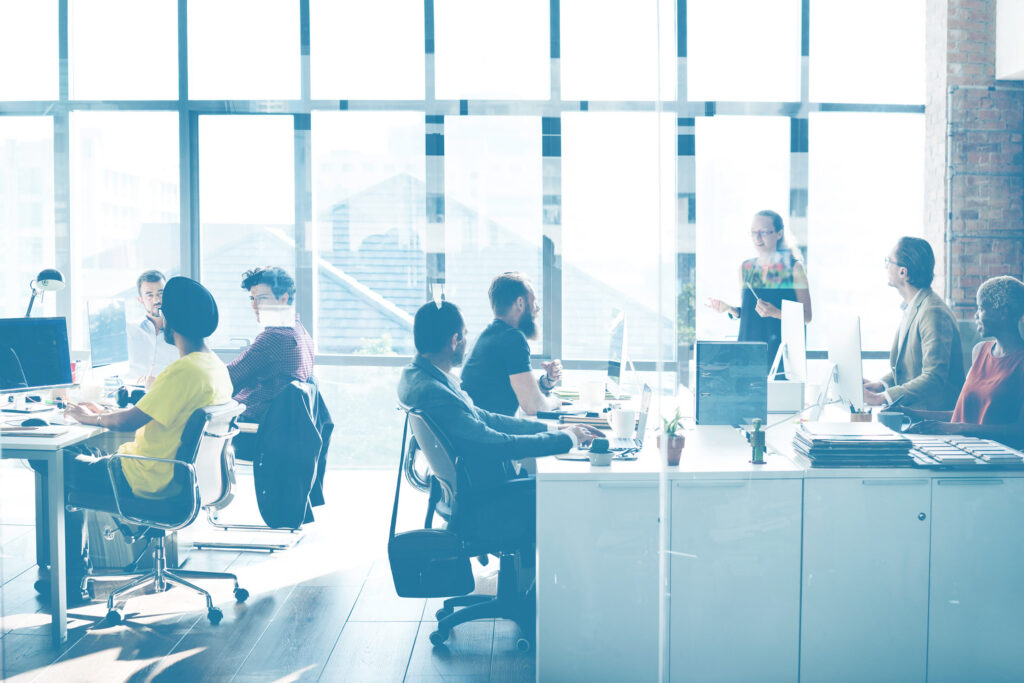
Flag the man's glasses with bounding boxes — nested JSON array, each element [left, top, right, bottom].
[[884, 256, 904, 269]]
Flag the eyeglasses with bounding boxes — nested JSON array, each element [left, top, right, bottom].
[[750, 229, 778, 239], [884, 256, 904, 268]]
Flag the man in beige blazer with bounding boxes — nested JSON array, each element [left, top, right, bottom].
[[864, 237, 965, 410]]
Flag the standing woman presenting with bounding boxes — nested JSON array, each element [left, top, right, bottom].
[[706, 210, 813, 371]]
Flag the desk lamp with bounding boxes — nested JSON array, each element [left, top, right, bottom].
[[25, 268, 65, 317]]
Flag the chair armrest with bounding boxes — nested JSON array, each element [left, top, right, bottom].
[[104, 454, 200, 530], [235, 422, 258, 435]]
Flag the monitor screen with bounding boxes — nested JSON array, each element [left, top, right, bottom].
[[0, 317, 73, 392], [87, 299, 129, 368], [780, 300, 807, 383], [607, 310, 626, 387], [827, 314, 864, 412]]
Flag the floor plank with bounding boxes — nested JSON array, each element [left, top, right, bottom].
[[488, 621, 534, 683], [233, 585, 359, 681], [0, 633, 62, 682], [317, 621, 420, 682], [406, 620, 495, 680]]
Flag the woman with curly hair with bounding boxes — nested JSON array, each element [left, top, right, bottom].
[[906, 275, 1024, 447]]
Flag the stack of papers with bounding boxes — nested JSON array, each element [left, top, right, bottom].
[[909, 435, 1024, 468], [793, 422, 914, 468]]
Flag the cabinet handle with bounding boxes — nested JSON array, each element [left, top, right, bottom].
[[936, 479, 1004, 486], [918, 512, 927, 521], [861, 478, 928, 486], [597, 482, 658, 489], [675, 480, 748, 488]]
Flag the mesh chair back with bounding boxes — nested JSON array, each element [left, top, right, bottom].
[[176, 400, 244, 509], [406, 410, 460, 512]]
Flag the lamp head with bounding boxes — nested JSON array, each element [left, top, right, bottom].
[[32, 268, 65, 292]]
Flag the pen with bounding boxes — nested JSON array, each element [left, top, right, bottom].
[[746, 283, 759, 301]]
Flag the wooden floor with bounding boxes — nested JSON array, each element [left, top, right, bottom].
[[0, 460, 535, 682]]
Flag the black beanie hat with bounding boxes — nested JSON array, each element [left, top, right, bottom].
[[161, 276, 219, 339]]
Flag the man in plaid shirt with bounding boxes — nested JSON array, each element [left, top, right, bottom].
[[228, 266, 314, 461]]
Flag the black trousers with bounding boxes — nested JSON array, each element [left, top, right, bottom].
[[460, 477, 537, 562], [231, 431, 258, 463], [32, 445, 121, 581]]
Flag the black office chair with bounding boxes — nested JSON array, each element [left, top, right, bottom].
[[198, 378, 332, 551], [73, 401, 249, 625], [404, 408, 534, 651]]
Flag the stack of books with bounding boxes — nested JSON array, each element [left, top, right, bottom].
[[793, 422, 914, 468]]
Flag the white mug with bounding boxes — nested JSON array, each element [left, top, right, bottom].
[[609, 408, 636, 439]]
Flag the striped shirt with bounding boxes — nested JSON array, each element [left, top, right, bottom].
[[227, 318, 314, 421]]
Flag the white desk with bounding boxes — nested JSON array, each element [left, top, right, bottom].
[[1, 425, 103, 645], [536, 423, 1024, 683]]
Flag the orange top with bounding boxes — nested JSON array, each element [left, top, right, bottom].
[[951, 341, 1024, 425]]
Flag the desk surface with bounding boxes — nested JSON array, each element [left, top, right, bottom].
[[0, 424, 103, 452]]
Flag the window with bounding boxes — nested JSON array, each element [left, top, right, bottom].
[[69, 111, 180, 347], [434, 0, 549, 100], [444, 116, 543, 339], [311, 111, 425, 355], [188, 0, 300, 100], [686, 0, 801, 102], [0, 0, 58, 100], [0, 117, 55, 319], [561, 112, 676, 362], [69, 0, 178, 100], [199, 115, 295, 347], [310, 0, 424, 100]]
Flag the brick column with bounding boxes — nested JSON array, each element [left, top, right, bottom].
[[926, 0, 1024, 320]]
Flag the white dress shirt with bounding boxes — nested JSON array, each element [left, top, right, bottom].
[[127, 317, 180, 379]]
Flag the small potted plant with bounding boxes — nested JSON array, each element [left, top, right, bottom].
[[658, 408, 685, 466]]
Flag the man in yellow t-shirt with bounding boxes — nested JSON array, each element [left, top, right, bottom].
[[36, 277, 233, 604]]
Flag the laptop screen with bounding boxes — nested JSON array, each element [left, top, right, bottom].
[[635, 384, 653, 443]]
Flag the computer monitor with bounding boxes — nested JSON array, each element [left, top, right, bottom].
[[777, 300, 807, 383], [0, 317, 73, 392], [826, 314, 864, 412], [607, 310, 627, 395], [87, 299, 129, 368]]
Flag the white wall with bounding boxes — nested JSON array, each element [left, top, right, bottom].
[[997, 0, 1024, 80]]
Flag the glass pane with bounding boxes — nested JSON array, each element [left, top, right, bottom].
[[310, 0, 424, 100], [694, 116, 791, 344], [444, 116, 543, 340], [807, 112, 925, 352], [810, 0, 925, 104], [69, 0, 178, 100], [0, 0, 58, 100], [316, 364, 406, 468], [434, 0, 549, 100], [0, 118, 55, 319], [200, 115, 295, 347], [188, 0, 300, 100], [312, 111, 425, 355], [561, 0, 675, 101], [69, 112, 180, 349], [687, 0, 801, 102], [561, 112, 675, 362]]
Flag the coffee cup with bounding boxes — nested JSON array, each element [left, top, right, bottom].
[[588, 438, 612, 466], [878, 411, 911, 432], [609, 408, 636, 439]]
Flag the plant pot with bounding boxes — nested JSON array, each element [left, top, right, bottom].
[[658, 433, 685, 466]]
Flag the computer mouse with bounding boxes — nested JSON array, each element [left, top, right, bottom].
[[21, 418, 49, 427]]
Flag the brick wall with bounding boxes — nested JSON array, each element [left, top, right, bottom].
[[925, 0, 1024, 320]]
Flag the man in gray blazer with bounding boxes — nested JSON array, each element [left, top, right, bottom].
[[864, 237, 965, 410], [398, 301, 598, 544]]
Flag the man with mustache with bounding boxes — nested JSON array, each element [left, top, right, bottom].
[[460, 272, 562, 416]]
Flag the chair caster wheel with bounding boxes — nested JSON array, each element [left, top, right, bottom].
[[234, 588, 249, 603], [106, 608, 123, 625], [208, 607, 223, 625], [435, 607, 453, 620], [516, 637, 532, 653], [429, 629, 449, 647]]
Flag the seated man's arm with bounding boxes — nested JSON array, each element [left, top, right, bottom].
[[509, 371, 560, 416], [66, 403, 151, 432], [428, 394, 573, 460], [226, 334, 270, 391], [885, 309, 957, 405]]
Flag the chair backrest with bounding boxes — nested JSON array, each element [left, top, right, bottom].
[[405, 409, 460, 512], [176, 400, 245, 509]]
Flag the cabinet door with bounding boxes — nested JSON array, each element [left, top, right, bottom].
[[929, 477, 1024, 683], [537, 480, 660, 683], [801, 478, 931, 683], [670, 479, 801, 683]]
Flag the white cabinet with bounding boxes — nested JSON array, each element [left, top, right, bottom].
[[537, 480, 660, 682], [928, 477, 1024, 683], [801, 478, 931, 683], [670, 479, 801, 683]]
